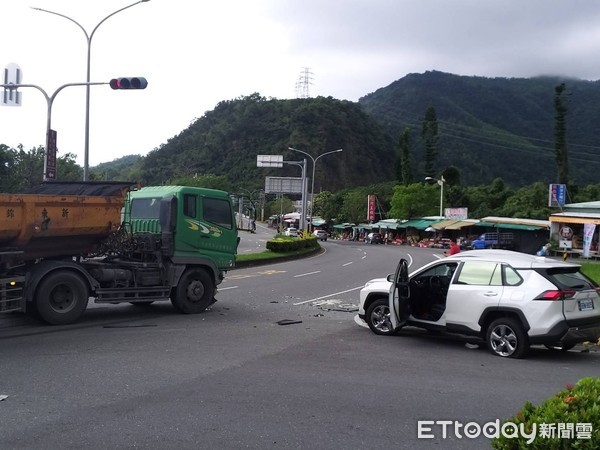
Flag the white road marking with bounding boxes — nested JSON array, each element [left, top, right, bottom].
[[342, 262, 353, 267], [293, 286, 364, 305], [218, 286, 238, 291], [294, 271, 321, 278]]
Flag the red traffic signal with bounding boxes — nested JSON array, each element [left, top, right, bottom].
[[109, 77, 148, 90]]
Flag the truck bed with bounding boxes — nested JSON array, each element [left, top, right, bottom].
[[0, 182, 133, 263]]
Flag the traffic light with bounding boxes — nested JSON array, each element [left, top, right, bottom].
[[109, 77, 148, 90]]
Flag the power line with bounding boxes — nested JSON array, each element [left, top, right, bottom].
[[390, 110, 600, 163]]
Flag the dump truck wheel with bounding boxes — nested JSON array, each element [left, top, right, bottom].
[[171, 268, 214, 314], [35, 271, 89, 325]]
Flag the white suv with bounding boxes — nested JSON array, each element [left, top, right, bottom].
[[356, 250, 600, 358]]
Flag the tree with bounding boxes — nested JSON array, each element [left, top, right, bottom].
[[312, 191, 341, 223], [173, 174, 232, 191], [554, 83, 569, 185], [421, 106, 439, 177], [264, 196, 294, 219], [397, 127, 413, 185], [340, 191, 368, 224], [389, 183, 439, 219], [464, 178, 512, 218], [499, 182, 551, 220]]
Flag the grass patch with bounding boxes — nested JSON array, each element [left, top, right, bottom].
[[580, 261, 600, 284], [235, 246, 319, 264]]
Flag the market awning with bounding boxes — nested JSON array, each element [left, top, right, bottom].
[[431, 220, 460, 230], [444, 219, 480, 230], [333, 223, 355, 229], [371, 220, 401, 229], [397, 219, 442, 230], [477, 221, 548, 231]]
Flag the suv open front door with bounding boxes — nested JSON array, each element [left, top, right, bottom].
[[389, 258, 410, 330]]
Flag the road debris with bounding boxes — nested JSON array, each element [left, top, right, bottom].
[[276, 319, 303, 326]]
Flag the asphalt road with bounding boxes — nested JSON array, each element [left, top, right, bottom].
[[1, 240, 599, 449]]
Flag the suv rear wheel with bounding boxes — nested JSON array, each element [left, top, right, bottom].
[[486, 317, 529, 358]]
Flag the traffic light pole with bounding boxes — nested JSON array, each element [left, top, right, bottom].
[[1, 81, 107, 180]]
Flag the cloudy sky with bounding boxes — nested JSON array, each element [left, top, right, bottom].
[[2, 0, 600, 169]]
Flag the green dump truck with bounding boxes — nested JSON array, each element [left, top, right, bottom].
[[0, 182, 238, 324]]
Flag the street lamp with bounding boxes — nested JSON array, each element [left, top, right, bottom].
[[288, 147, 343, 232], [31, 0, 150, 181], [425, 175, 446, 218]]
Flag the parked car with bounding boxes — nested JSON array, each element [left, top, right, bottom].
[[356, 249, 600, 358], [284, 227, 299, 237], [313, 230, 328, 241], [365, 232, 383, 244]]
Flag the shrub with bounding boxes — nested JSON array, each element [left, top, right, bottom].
[[266, 236, 319, 253], [492, 377, 600, 449]]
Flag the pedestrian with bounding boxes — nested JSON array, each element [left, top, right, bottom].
[[448, 239, 460, 255]]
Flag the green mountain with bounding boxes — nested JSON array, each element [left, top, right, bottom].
[[136, 93, 396, 192], [359, 70, 600, 186], [95, 72, 600, 189]]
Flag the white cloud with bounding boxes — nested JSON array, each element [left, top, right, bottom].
[[1, 0, 600, 170]]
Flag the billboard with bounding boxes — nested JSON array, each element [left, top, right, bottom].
[[264, 177, 303, 194]]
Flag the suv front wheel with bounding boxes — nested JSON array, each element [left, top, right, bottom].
[[486, 317, 529, 358], [366, 298, 397, 335]]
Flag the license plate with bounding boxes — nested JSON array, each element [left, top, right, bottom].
[[578, 298, 594, 311]]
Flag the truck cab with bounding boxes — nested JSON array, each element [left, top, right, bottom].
[[127, 186, 238, 275]]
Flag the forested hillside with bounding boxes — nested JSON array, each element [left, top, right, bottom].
[[136, 94, 396, 192], [87, 71, 600, 189], [359, 71, 600, 186]]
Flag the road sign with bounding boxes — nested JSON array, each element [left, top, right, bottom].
[[257, 155, 283, 168], [2, 63, 22, 106], [264, 177, 303, 194], [45, 129, 57, 180]]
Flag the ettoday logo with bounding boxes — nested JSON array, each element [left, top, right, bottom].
[[417, 420, 593, 443]]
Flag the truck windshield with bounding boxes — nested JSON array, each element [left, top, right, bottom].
[[130, 198, 161, 219]]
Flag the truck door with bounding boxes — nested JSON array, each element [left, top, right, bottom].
[[178, 193, 237, 268]]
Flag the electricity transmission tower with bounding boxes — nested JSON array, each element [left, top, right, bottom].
[[295, 67, 313, 98]]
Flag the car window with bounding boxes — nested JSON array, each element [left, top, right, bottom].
[[546, 268, 598, 290], [416, 263, 457, 279], [456, 261, 501, 286], [504, 265, 523, 286], [202, 197, 233, 229]]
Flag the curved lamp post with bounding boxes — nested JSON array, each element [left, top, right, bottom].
[[31, 0, 150, 181], [425, 175, 446, 218], [289, 147, 343, 232]]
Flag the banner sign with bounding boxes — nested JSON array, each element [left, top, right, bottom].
[[367, 195, 376, 222], [444, 208, 468, 220], [548, 184, 566, 207], [583, 223, 596, 258]]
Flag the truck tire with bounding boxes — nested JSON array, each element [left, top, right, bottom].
[[171, 268, 214, 314], [34, 271, 89, 325]]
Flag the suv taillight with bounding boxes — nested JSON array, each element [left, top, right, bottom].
[[535, 289, 576, 301]]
